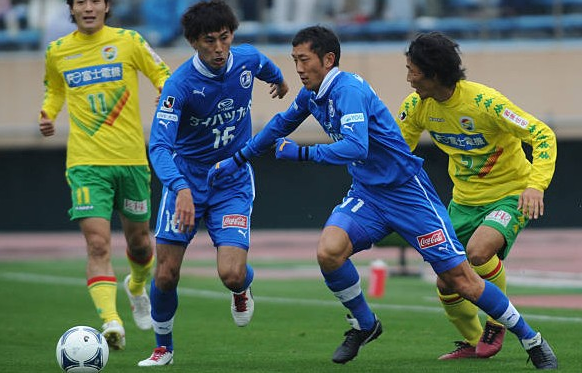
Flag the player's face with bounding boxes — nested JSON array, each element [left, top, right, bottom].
[[71, 0, 109, 35], [406, 57, 441, 100], [292, 42, 334, 92], [192, 28, 233, 70]]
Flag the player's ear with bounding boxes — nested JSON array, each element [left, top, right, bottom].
[[323, 52, 335, 69]]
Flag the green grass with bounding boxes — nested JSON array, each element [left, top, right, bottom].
[[1, 258, 580, 373]]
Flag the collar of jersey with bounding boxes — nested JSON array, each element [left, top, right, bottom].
[[315, 67, 340, 100], [192, 52, 233, 78], [74, 26, 107, 41]]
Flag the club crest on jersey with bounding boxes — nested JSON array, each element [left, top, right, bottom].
[[240, 70, 252, 88], [399, 111, 407, 121], [217, 98, 235, 112], [416, 229, 446, 249], [161, 96, 175, 112], [222, 214, 248, 229], [460, 116, 475, 130], [101, 46, 118, 61]]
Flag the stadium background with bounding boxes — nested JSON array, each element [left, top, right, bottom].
[[0, 0, 581, 231], [1, 4, 581, 372]]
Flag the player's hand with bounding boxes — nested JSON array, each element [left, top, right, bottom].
[[174, 188, 195, 233], [270, 80, 289, 99], [275, 138, 310, 161], [207, 150, 248, 187], [155, 87, 162, 106], [518, 187, 544, 219], [39, 110, 55, 137]]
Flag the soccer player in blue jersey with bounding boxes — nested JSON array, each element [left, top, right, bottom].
[[137, 0, 288, 367], [208, 26, 558, 369]]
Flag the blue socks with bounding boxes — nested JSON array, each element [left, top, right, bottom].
[[323, 259, 375, 330], [150, 280, 178, 351], [475, 280, 536, 340]]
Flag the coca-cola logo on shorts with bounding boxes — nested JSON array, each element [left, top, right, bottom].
[[416, 229, 446, 249], [222, 214, 248, 229]]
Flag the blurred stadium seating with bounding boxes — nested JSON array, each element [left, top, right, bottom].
[[2, 0, 582, 50]]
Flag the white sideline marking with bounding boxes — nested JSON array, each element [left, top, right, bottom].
[[2, 271, 582, 324]]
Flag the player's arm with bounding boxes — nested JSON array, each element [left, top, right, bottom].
[[247, 92, 310, 156], [149, 84, 194, 232], [269, 80, 289, 99], [132, 32, 172, 95], [497, 98, 557, 219], [253, 46, 289, 99], [149, 84, 188, 192], [396, 93, 424, 151], [39, 47, 65, 137], [276, 86, 369, 164], [208, 89, 310, 184]]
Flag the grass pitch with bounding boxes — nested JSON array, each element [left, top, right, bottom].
[[1, 257, 580, 373]]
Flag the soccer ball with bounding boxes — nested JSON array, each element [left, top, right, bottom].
[[56, 326, 109, 372]]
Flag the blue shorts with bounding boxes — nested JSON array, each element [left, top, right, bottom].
[[325, 169, 466, 274], [154, 158, 254, 250]]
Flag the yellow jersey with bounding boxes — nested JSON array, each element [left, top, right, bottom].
[[42, 26, 171, 168], [397, 80, 556, 205]]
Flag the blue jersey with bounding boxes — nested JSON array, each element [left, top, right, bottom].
[[246, 68, 423, 186], [149, 44, 284, 191]]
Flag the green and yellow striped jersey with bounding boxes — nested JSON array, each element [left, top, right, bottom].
[[397, 80, 556, 205], [42, 26, 171, 168]]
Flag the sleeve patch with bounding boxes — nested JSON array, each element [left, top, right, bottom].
[[156, 112, 178, 121], [502, 108, 528, 129], [340, 113, 365, 125]]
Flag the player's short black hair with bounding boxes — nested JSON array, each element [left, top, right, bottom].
[[406, 31, 466, 87], [66, 0, 111, 24], [292, 26, 341, 67], [181, 0, 239, 44]]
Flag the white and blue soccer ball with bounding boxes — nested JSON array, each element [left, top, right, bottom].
[[56, 326, 109, 373]]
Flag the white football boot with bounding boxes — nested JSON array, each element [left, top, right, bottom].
[[231, 287, 254, 327], [123, 274, 152, 330]]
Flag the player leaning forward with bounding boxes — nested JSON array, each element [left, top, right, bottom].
[[209, 25, 558, 369], [397, 32, 558, 364], [137, 0, 289, 367], [39, 0, 171, 350]]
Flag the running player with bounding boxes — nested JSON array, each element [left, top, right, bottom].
[[39, 0, 171, 350], [137, 0, 288, 366], [397, 31, 557, 361], [209, 25, 558, 369]]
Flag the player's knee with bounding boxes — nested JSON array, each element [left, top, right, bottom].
[[218, 267, 245, 291], [449, 276, 483, 302], [126, 232, 152, 256], [466, 249, 491, 267], [436, 277, 453, 295], [154, 266, 180, 291], [316, 248, 345, 272], [127, 242, 152, 261], [86, 236, 110, 259]]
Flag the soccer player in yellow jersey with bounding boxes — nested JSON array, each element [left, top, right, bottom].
[[397, 32, 557, 362], [38, 0, 171, 350]]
